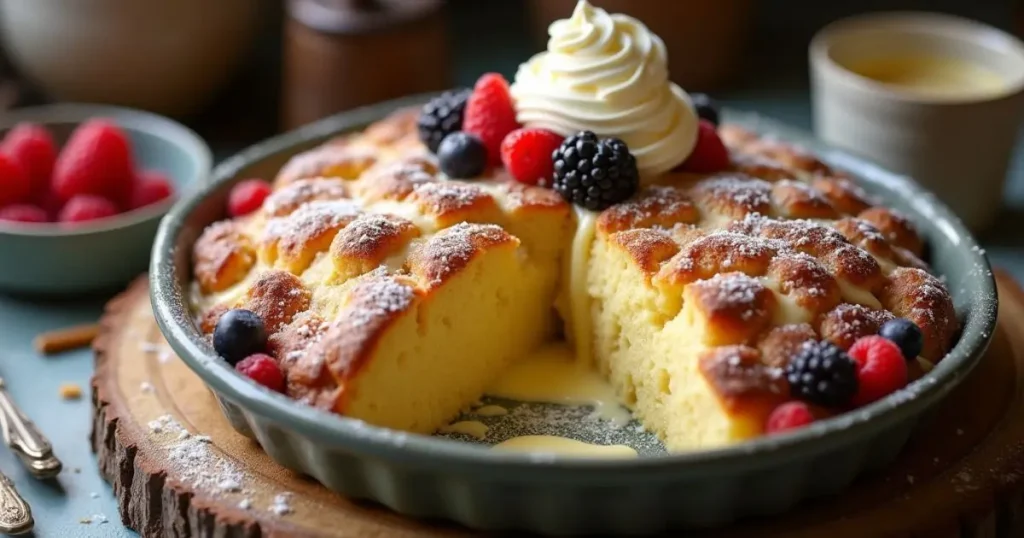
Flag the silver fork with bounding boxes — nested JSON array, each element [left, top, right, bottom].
[[0, 471, 33, 535], [0, 379, 62, 479]]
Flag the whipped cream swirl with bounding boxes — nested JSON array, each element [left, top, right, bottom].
[[510, 0, 699, 179]]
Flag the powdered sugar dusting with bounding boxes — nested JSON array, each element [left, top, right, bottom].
[[264, 200, 362, 242], [264, 178, 348, 216]]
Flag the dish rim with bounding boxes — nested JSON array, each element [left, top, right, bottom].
[[0, 103, 212, 237], [151, 93, 998, 480]]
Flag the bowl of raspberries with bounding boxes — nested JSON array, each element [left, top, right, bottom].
[[0, 104, 211, 294]]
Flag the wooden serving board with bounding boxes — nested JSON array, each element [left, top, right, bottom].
[[92, 272, 1024, 538]]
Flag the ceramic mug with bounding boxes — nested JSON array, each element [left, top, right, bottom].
[[810, 12, 1024, 232]]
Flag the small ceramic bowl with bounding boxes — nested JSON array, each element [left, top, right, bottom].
[[0, 104, 211, 295], [151, 96, 997, 534]]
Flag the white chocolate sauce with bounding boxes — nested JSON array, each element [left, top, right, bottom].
[[492, 435, 637, 458], [485, 343, 630, 426]]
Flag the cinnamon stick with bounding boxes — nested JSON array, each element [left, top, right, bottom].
[[35, 324, 100, 354]]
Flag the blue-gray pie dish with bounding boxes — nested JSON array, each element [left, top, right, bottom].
[[150, 95, 997, 535]]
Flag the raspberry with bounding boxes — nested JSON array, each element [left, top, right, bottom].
[[848, 335, 908, 407], [500, 128, 564, 186], [58, 194, 119, 224], [765, 401, 815, 434], [1, 123, 56, 199], [0, 152, 31, 207], [235, 353, 285, 392], [53, 119, 135, 206], [0, 204, 49, 224], [463, 73, 520, 166], [679, 120, 730, 174], [228, 179, 272, 217], [129, 170, 176, 210]]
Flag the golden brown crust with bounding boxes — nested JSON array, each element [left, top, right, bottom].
[[264, 178, 348, 217], [819, 303, 895, 351], [260, 200, 363, 273], [330, 213, 421, 281], [770, 180, 839, 219], [685, 273, 777, 346], [609, 229, 680, 276], [691, 174, 772, 219], [354, 158, 438, 203], [193, 220, 256, 293], [598, 185, 699, 234], [410, 182, 502, 228], [879, 268, 958, 360], [408, 223, 516, 289], [811, 176, 876, 215], [757, 324, 818, 368], [240, 271, 312, 333], [698, 345, 788, 416], [858, 206, 925, 257], [292, 273, 421, 412], [275, 146, 378, 186]]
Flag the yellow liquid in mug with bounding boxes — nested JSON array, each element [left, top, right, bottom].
[[846, 54, 1006, 97]]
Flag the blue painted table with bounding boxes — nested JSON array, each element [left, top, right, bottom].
[[0, 97, 1021, 537]]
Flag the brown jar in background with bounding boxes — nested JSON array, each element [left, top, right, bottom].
[[282, 0, 451, 131]]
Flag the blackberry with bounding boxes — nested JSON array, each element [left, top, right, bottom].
[[879, 318, 924, 361], [438, 132, 487, 179], [691, 93, 720, 126], [785, 341, 859, 408], [213, 309, 268, 366], [417, 89, 472, 154], [552, 131, 639, 211]]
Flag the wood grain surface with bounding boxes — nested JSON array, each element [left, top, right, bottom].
[[92, 272, 1024, 537]]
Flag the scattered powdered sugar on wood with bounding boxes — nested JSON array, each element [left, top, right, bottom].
[[270, 493, 294, 515]]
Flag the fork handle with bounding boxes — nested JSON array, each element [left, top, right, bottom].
[[0, 380, 61, 479], [0, 471, 33, 535]]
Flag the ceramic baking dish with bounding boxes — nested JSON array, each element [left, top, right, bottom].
[[150, 94, 998, 535]]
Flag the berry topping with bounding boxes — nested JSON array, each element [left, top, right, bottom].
[[691, 93, 720, 126], [437, 132, 488, 179], [0, 152, 30, 207], [500, 128, 564, 186], [679, 120, 730, 174], [58, 194, 119, 224], [1, 123, 56, 199], [228, 179, 273, 217], [552, 131, 639, 210], [879, 318, 924, 361], [129, 170, 175, 210], [53, 119, 135, 206], [848, 335, 908, 407], [213, 309, 268, 365], [765, 401, 815, 434], [785, 340, 859, 408], [0, 204, 49, 224], [463, 73, 520, 166], [418, 88, 472, 154], [235, 353, 285, 393]]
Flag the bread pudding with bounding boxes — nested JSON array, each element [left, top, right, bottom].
[[191, 0, 957, 451]]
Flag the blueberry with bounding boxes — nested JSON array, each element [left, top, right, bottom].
[[691, 93, 720, 126], [213, 309, 267, 365], [879, 318, 924, 361], [438, 132, 487, 179]]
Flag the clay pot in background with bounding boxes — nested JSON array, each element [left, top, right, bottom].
[[282, 0, 451, 130], [526, 0, 753, 92], [0, 0, 263, 117]]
